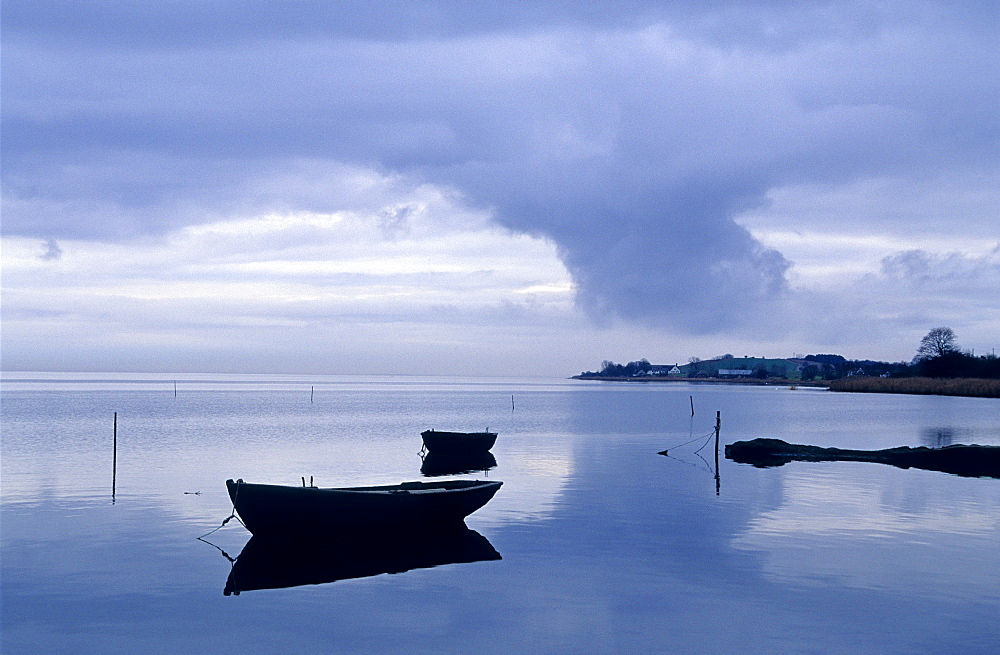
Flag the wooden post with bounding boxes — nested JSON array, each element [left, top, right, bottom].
[[112, 412, 118, 501], [690, 395, 695, 417], [714, 411, 721, 495], [311, 386, 314, 403], [174, 380, 177, 398], [511, 395, 515, 412]]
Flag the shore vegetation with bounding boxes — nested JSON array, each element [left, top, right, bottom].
[[827, 376, 1000, 398]]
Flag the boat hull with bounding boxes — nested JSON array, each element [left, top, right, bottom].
[[420, 430, 498, 454], [226, 479, 502, 536]]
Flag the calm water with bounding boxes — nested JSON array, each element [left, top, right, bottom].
[[2, 373, 999, 654]]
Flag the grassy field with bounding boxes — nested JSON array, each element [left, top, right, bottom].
[[828, 376, 1000, 398]]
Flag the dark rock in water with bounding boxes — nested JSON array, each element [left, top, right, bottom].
[[725, 438, 1000, 479]]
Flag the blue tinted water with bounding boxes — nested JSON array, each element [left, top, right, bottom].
[[2, 374, 999, 653]]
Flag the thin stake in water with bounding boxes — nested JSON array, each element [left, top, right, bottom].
[[112, 411, 117, 502], [714, 411, 721, 495]]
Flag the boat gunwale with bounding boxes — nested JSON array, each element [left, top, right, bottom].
[[421, 429, 497, 437], [228, 479, 501, 494]]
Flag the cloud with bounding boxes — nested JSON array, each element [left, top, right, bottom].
[[1, 1, 997, 369], [753, 244, 1000, 361], [0, 184, 581, 373], [874, 247, 1000, 334], [880, 246, 1000, 285], [38, 238, 62, 261], [738, 169, 1000, 240]]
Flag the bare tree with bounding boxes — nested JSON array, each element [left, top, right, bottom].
[[916, 327, 958, 360]]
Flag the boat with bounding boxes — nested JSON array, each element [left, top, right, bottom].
[[224, 525, 501, 595], [420, 429, 498, 454], [226, 478, 503, 536], [725, 438, 1000, 478]]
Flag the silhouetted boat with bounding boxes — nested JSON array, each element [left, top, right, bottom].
[[725, 438, 1000, 478], [420, 450, 497, 477], [224, 525, 501, 595], [226, 478, 503, 536], [421, 429, 498, 454]]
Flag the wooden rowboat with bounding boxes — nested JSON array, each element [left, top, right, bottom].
[[421, 429, 498, 454], [226, 478, 502, 536]]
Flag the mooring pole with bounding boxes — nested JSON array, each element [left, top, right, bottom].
[[690, 395, 695, 417], [112, 411, 118, 502], [714, 410, 721, 495], [174, 380, 177, 398], [311, 386, 314, 403], [511, 394, 515, 412]]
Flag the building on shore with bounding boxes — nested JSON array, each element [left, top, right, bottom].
[[678, 357, 807, 380]]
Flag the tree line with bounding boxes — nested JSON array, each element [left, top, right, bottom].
[[908, 327, 1000, 378]]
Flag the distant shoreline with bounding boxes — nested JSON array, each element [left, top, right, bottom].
[[570, 376, 828, 387], [571, 375, 1000, 398]]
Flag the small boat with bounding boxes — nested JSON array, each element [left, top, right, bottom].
[[421, 429, 498, 454], [226, 478, 502, 536], [224, 525, 501, 595]]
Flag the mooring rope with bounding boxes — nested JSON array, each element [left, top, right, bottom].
[[196, 511, 244, 540], [692, 433, 715, 455], [661, 430, 716, 453], [196, 481, 245, 540]]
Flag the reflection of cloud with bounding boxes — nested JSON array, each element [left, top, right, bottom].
[[732, 470, 1000, 599], [480, 450, 573, 525]]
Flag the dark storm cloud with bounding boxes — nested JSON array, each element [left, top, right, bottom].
[[2, 1, 996, 332], [0, 1, 831, 46], [5, 1, 993, 48]]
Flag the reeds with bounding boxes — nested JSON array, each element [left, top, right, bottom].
[[828, 377, 1000, 398]]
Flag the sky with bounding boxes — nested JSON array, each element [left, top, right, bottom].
[[2, 1, 998, 376]]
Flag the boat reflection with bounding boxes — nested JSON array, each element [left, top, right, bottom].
[[420, 451, 497, 477], [224, 524, 501, 595]]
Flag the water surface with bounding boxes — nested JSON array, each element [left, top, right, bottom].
[[2, 374, 998, 653]]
